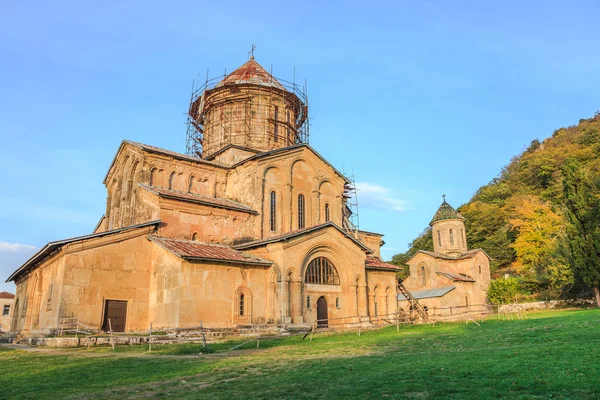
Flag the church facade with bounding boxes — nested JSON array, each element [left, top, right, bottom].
[[399, 200, 491, 318], [7, 58, 400, 335]]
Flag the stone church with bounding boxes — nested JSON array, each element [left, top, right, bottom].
[[399, 199, 491, 318], [7, 57, 400, 335]]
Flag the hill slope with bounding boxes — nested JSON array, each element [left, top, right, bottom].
[[393, 113, 600, 300]]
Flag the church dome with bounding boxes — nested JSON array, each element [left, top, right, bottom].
[[429, 199, 465, 226], [216, 59, 285, 90]]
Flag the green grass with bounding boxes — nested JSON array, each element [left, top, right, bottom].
[[2, 309, 600, 399]]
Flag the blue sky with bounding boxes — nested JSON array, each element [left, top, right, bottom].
[[1, 1, 599, 292]]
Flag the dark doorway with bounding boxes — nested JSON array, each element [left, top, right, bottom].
[[102, 300, 127, 332], [316, 296, 328, 328]]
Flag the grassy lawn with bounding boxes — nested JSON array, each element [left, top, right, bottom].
[[2, 309, 600, 399]]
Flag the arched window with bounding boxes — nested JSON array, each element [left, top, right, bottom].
[[270, 191, 277, 232], [239, 293, 245, 316], [298, 194, 306, 229], [306, 296, 311, 309], [461, 229, 465, 247], [188, 176, 195, 193], [437, 230, 442, 247], [305, 257, 340, 285], [478, 265, 482, 275], [149, 168, 157, 186], [168, 172, 176, 190], [192, 232, 198, 241], [465, 296, 469, 307], [336, 297, 340, 308], [324, 203, 330, 222], [420, 266, 426, 286], [449, 229, 454, 246]]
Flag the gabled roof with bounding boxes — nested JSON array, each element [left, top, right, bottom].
[[231, 143, 349, 183], [138, 184, 257, 214], [6, 220, 161, 282], [215, 59, 285, 91], [430, 200, 465, 225], [103, 140, 227, 184], [408, 249, 492, 262], [150, 236, 272, 267], [398, 286, 456, 301], [365, 256, 402, 272], [232, 222, 372, 254], [0, 292, 15, 299], [437, 271, 476, 283]]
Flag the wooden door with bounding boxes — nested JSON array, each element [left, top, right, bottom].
[[102, 300, 127, 332], [316, 296, 328, 328]]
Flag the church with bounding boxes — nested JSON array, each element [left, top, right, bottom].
[[399, 199, 491, 318], [7, 57, 400, 335]]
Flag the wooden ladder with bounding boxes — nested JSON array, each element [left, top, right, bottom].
[[397, 281, 430, 323]]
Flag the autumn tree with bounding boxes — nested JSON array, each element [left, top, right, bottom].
[[562, 158, 600, 306]]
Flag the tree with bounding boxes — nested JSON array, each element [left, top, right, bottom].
[[506, 195, 564, 275], [562, 158, 600, 306]]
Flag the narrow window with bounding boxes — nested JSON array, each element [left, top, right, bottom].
[[192, 232, 198, 241], [149, 168, 156, 186], [188, 176, 195, 193], [420, 266, 426, 286], [325, 203, 330, 222], [239, 293, 245, 316], [307, 296, 311, 309], [461, 229, 465, 247], [478, 265, 482, 275], [437, 230, 442, 247], [465, 296, 469, 307], [270, 191, 277, 232], [449, 229, 454, 246], [46, 283, 53, 309], [168, 172, 176, 190], [335, 298, 340, 308], [298, 194, 305, 229], [274, 106, 279, 141]]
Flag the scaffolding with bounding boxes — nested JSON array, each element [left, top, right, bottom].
[[342, 168, 360, 238], [185, 66, 309, 159]]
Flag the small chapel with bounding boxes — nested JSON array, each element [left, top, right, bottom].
[[399, 198, 491, 317], [7, 56, 401, 335]]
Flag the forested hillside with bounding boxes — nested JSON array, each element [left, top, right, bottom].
[[392, 113, 600, 302]]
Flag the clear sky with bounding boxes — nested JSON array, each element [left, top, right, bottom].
[[1, 1, 599, 292]]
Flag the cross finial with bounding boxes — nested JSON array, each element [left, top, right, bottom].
[[442, 194, 446, 202], [249, 44, 256, 60]]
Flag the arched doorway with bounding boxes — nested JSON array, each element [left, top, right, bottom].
[[316, 296, 328, 328]]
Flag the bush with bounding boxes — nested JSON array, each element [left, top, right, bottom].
[[488, 277, 521, 304]]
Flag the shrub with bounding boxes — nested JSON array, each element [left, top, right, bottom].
[[488, 277, 521, 304]]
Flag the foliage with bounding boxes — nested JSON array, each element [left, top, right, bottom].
[[487, 277, 521, 304], [562, 158, 600, 304], [392, 114, 600, 300], [2, 310, 600, 399]]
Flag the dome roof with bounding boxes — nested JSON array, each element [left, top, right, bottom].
[[429, 200, 465, 225], [216, 59, 285, 90]]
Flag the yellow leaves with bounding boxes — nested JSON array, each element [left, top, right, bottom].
[[506, 195, 565, 271]]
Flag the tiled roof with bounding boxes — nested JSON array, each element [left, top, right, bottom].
[[430, 200, 465, 225], [232, 222, 372, 254], [437, 271, 476, 282], [150, 236, 272, 266], [0, 292, 15, 299], [365, 256, 402, 271], [398, 286, 456, 301], [139, 184, 257, 214], [216, 59, 285, 90], [7, 220, 161, 282], [411, 249, 491, 261]]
